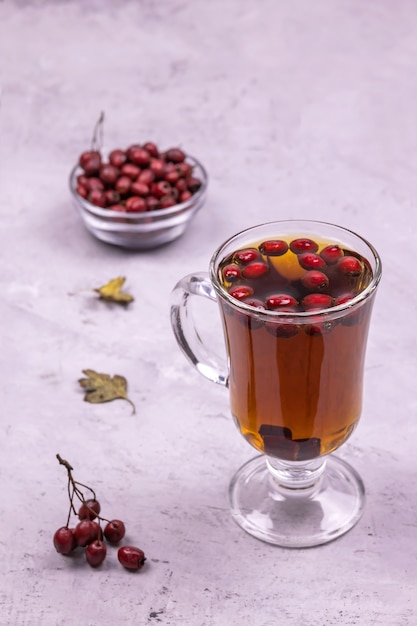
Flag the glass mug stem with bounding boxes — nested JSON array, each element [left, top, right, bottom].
[[266, 456, 327, 495]]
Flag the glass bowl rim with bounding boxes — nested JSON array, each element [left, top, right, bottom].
[[69, 154, 208, 223]]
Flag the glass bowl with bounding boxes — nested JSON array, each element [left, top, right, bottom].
[[69, 156, 208, 250]]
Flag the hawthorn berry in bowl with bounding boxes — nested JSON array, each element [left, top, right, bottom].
[[69, 143, 208, 249]]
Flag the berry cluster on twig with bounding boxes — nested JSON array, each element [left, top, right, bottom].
[[53, 454, 146, 571]]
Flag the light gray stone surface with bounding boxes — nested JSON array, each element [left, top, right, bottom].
[[1, 0, 416, 624]]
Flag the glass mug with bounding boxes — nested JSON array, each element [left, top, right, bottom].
[[170, 220, 381, 547]]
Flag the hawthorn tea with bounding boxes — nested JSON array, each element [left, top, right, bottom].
[[217, 235, 375, 461]]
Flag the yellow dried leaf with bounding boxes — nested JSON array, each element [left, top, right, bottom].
[[79, 369, 136, 414], [94, 277, 134, 304]]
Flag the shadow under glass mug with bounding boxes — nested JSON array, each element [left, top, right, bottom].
[[170, 220, 381, 547]]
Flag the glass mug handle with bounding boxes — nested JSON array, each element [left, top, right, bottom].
[[170, 272, 229, 387]]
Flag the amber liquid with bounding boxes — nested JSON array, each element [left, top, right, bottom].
[[218, 237, 374, 461]]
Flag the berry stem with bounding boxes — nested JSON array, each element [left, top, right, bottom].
[[57, 454, 96, 504], [56, 453, 111, 525], [65, 485, 76, 527], [73, 480, 97, 502], [91, 111, 105, 152], [56, 453, 73, 472]]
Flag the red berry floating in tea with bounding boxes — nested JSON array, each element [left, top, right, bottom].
[[218, 234, 373, 324], [229, 285, 254, 300], [266, 294, 299, 309], [320, 244, 343, 265], [301, 270, 329, 292], [337, 255, 364, 277], [241, 262, 269, 279], [222, 264, 241, 282], [233, 249, 260, 264], [298, 252, 326, 271], [259, 239, 289, 256], [289, 238, 319, 254], [243, 298, 267, 309], [302, 293, 334, 310]]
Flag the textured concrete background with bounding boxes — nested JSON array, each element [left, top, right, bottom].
[[1, 1, 416, 624]]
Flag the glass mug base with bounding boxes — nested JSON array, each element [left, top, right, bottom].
[[229, 454, 365, 548]]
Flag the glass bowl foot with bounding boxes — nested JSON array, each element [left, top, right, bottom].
[[229, 454, 365, 548]]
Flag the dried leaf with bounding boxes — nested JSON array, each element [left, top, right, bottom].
[[79, 369, 136, 414], [94, 277, 134, 305]]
